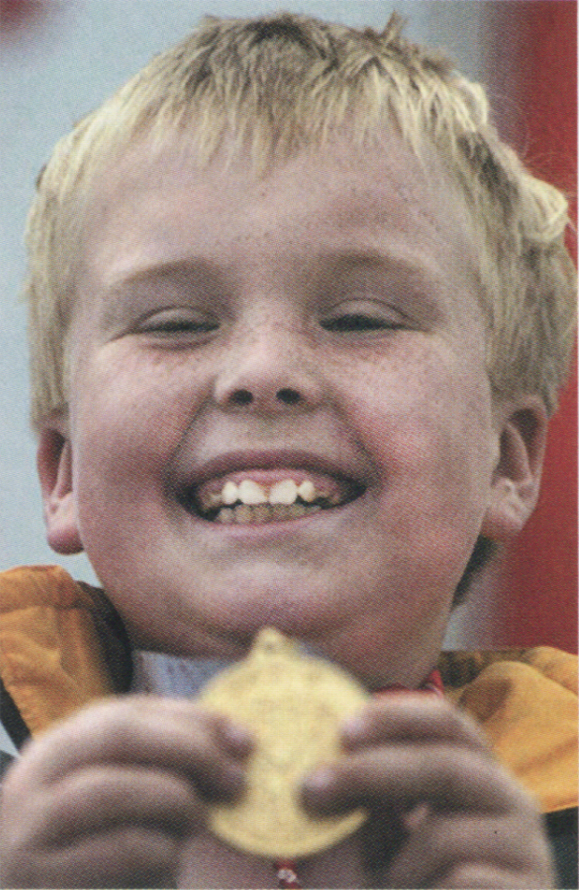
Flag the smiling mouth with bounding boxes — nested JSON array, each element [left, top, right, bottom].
[[179, 471, 366, 524]]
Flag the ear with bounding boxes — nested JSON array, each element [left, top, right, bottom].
[[37, 421, 83, 554], [481, 396, 549, 543]]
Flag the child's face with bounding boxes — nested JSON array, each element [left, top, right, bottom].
[[43, 130, 512, 685]]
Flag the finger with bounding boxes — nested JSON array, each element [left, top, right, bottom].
[[340, 697, 489, 753], [11, 697, 250, 798], [432, 864, 552, 889], [34, 826, 179, 889], [28, 765, 214, 847], [384, 812, 551, 888], [302, 745, 531, 816]]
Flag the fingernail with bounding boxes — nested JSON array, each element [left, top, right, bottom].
[[303, 766, 335, 797], [341, 715, 369, 748], [222, 722, 253, 753]]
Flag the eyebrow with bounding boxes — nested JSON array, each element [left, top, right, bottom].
[[311, 246, 444, 283], [101, 248, 441, 295], [309, 247, 449, 320], [104, 258, 227, 294], [96, 243, 449, 332], [97, 259, 229, 329]]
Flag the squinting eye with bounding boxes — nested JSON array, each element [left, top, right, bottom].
[[137, 311, 219, 336], [321, 313, 401, 333]]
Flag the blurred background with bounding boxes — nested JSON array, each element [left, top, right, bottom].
[[1, 0, 576, 651]]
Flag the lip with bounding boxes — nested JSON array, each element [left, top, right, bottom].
[[171, 448, 371, 521], [175, 448, 370, 488]]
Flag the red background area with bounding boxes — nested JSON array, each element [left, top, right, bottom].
[[0, 0, 46, 33], [498, 1, 577, 652]]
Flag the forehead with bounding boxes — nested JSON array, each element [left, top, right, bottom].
[[78, 128, 481, 321]]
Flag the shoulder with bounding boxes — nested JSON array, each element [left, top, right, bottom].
[[438, 646, 577, 693], [0, 565, 132, 744], [440, 647, 578, 889]]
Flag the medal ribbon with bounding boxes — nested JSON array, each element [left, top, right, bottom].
[[273, 666, 444, 888]]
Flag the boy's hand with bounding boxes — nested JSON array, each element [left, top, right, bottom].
[[0, 695, 251, 889], [302, 696, 554, 889]]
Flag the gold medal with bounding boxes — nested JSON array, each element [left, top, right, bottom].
[[200, 627, 369, 859]]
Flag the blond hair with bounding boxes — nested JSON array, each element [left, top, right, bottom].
[[24, 12, 576, 427]]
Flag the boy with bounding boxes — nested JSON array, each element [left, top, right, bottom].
[[0, 11, 576, 888]]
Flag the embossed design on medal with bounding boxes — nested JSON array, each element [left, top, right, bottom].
[[200, 627, 370, 859]]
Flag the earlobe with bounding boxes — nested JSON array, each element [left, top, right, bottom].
[[37, 425, 83, 554], [481, 397, 549, 542]]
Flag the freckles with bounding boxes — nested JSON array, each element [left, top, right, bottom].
[[89, 348, 206, 438]]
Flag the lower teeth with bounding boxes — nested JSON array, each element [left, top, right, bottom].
[[214, 502, 323, 524]]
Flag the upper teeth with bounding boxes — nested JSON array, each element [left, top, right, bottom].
[[218, 478, 317, 508]]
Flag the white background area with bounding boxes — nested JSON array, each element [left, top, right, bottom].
[[1, 0, 496, 648]]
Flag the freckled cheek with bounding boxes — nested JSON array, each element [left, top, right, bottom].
[[72, 353, 207, 458], [69, 372, 205, 531], [345, 360, 492, 512]]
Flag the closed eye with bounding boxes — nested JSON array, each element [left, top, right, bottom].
[[136, 310, 219, 336], [321, 313, 403, 333]]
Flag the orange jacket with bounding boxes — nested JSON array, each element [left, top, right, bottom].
[[1, 564, 577, 816]]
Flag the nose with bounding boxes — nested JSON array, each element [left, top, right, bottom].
[[213, 322, 323, 414]]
